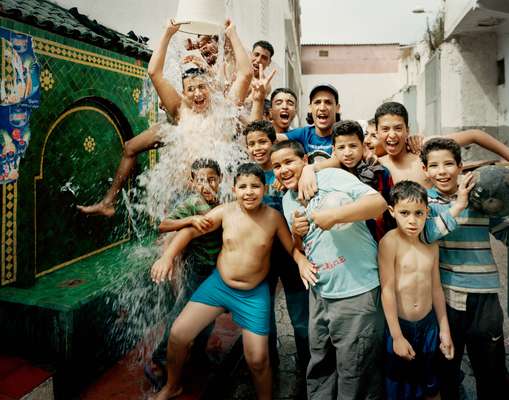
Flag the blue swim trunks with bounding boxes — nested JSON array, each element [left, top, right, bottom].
[[385, 310, 440, 400], [190, 269, 270, 336]]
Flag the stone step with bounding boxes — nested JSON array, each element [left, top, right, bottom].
[[0, 355, 53, 400]]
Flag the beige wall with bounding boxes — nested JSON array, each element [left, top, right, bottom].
[[301, 44, 401, 121]]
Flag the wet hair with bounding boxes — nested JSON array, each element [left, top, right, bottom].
[[252, 40, 274, 58], [181, 67, 206, 81], [331, 120, 364, 145], [270, 140, 305, 159], [374, 102, 409, 128], [263, 99, 271, 118], [190, 158, 221, 179], [389, 180, 428, 207], [420, 137, 462, 166], [243, 120, 276, 143], [234, 162, 266, 185], [270, 87, 298, 105], [367, 118, 376, 126]]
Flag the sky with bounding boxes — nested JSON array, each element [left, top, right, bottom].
[[301, 0, 443, 45]]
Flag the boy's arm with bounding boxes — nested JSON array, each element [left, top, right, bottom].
[[225, 20, 253, 105], [159, 215, 213, 233], [378, 236, 416, 361], [147, 20, 182, 120], [298, 158, 341, 201], [446, 130, 509, 161], [430, 242, 454, 360], [151, 205, 224, 283], [311, 192, 387, 230], [275, 213, 317, 289], [422, 172, 475, 243], [249, 64, 275, 122]]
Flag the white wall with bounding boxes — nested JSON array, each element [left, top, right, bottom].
[[497, 20, 509, 128], [301, 73, 401, 121]]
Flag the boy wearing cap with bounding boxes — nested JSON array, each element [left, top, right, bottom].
[[277, 84, 340, 159]]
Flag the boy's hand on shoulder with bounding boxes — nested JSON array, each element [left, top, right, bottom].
[[191, 215, 213, 233], [406, 135, 424, 154], [292, 210, 309, 237], [393, 335, 416, 361], [439, 331, 455, 360], [363, 148, 378, 166], [272, 179, 286, 193], [296, 258, 317, 290], [150, 256, 174, 284], [452, 172, 476, 214], [298, 165, 318, 201]]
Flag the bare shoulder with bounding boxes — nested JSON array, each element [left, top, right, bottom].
[[264, 205, 285, 224], [379, 229, 398, 248]]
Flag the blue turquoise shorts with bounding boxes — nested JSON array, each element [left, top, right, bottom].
[[190, 269, 270, 336]]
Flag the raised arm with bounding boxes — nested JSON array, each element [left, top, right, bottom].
[[379, 235, 416, 361], [311, 192, 387, 230], [147, 20, 182, 119], [446, 129, 509, 161], [430, 243, 454, 360], [225, 20, 253, 105]]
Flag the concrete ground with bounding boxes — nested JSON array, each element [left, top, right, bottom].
[[224, 238, 509, 399]]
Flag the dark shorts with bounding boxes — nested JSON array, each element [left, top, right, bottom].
[[190, 269, 270, 336], [385, 310, 440, 400]]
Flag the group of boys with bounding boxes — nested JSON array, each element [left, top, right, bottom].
[[77, 19, 509, 400]]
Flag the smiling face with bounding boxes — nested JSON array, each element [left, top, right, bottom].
[[192, 167, 221, 204], [233, 174, 265, 211], [182, 75, 210, 113], [333, 134, 364, 172], [246, 131, 273, 169], [309, 90, 339, 136], [423, 149, 462, 195], [377, 114, 409, 156], [271, 148, 307, 191], [251, 45, 272, 77], [389, 199, 428, 238], [364, 123, 379, 152], [270, 92, 296, 133]]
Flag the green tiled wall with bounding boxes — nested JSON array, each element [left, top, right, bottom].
[[0, 17, 156, 286]]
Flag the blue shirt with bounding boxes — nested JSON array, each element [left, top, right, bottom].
[[263, 169, 283, 213], [286, 126, 333, 157], [282, 168, 380, 299]]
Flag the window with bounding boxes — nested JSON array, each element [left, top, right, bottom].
[[497, 59, 505, 86], [318, 50, 328, 57]]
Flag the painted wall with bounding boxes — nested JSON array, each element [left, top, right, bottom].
[[301, 44, 401, 121]]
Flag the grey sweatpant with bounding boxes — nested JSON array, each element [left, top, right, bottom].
[[307, 286, 384, 400]]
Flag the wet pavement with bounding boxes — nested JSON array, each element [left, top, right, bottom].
[[224, 238, 509, 400]]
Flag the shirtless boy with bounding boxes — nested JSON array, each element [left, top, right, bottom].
[[150, 163, 311, 400], [379, 181, 458, 399]]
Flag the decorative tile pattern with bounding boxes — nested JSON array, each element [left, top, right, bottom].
[[83, 136, 95, 153], [1, 183, 16, 285], [40, 68, 54, 91]]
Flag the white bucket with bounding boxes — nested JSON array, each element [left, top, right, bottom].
[[174, 0, 226, 35]]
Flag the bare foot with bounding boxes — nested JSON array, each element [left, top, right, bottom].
[[150, 384, 183, 400], [76, 201, 115, 217]]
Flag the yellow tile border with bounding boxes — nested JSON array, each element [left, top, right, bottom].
[[1, 183, 17, 285]]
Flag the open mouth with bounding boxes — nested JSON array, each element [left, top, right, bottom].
[[385, 139, 399, 151], [253, 151, 267, 161], [279, 111, 290, 123], [316, 115, 329, 123]]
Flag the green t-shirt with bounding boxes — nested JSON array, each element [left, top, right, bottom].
[[168, 194, 222, 267]]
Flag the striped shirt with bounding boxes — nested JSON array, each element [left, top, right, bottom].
[[422, 187, 509, 310]]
